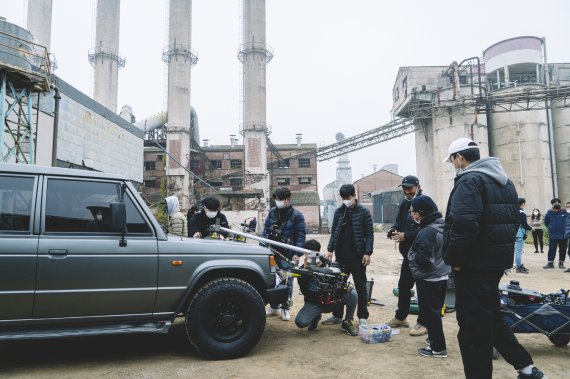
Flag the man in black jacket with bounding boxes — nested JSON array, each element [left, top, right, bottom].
[[443, 138, 544, 379], [386, 175, 425, 336], [189, 197, 230, 239], [324, 184, 374, 327]]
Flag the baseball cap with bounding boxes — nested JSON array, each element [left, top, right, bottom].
[[443, 138, 479, 162], [411, 195, 438, 216], [399, 175, 419, 188]]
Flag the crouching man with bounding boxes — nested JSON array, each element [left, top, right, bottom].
[[295, 240, 359, 336]]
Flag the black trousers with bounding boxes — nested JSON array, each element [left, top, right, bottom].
[[531, 229, 543, 252], [416, 279, 447, 352], [547, 238, 567, 262], [454, 269, 533, 379], [332, 258, 369, 320], [395, 259, 422, 323]]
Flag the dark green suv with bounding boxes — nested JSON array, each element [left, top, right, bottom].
[[0, 163, 287, 359]]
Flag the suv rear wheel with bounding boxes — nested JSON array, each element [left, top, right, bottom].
[[185, 277, 265, 359]]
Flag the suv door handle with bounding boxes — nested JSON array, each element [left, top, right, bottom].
[[48, 249, 68, 260]]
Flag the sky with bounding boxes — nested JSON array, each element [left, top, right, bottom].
[[2, 0, 570, 198]]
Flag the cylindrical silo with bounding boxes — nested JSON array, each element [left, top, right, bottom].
[[551, 108, 570, 201], [26, 0, 53, 51], [429, 86, 489, 211], [90, 0, 123, 113], [484, 37, 553, 210], [239, 0, 272, 203], [164, 0, 194, 209]]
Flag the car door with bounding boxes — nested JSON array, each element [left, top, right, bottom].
[[0, 174, 38, 321], [34, 177, 158, 321]]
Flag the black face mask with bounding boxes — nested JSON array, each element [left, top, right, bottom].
[[553, 204, 561, 209]]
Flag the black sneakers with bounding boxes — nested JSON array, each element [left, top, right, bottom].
[[516, 265, 529, 274], [559, 261, 566, 269], [308, 316, 321, 331], [341, 320, 358, 336], [418, 346, 447, 358], [543, 262, 554, 269], [517, 367, 544, 379]]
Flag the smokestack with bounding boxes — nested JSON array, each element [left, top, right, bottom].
[[203, 139, 209, 147], [163, 0, 197, 211], [230, 134, 236, 148], [27, 0, 53, 51], [89, 0, 124, 113], [296, 133, 302, 148], [373, 164, 377, 172]]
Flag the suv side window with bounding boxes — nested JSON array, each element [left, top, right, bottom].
[[0, 175, 34, 232], [44, 179, 152, 234]]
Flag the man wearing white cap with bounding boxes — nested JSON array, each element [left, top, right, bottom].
[[442, 138, 544, 379]]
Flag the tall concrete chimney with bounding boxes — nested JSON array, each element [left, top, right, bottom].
[[296, 133, 302, 148], [239, 0, 273, 205], [163, 0, 197, 209], [27, 0, 53, 51], [230, 134, 236, 148], [89, 0, 124, 113]]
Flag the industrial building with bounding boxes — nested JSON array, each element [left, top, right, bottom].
[[391, 36, 569, 212]]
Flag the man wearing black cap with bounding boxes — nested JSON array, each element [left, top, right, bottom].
[[386, 175, 426, 336], [443, 137, 544, 379], [407, 195, 450, 358], [543, 198, 568, 269]]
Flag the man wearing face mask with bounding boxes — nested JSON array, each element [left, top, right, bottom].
[[386, 175, 426, 336], [262, 187, 307, 321], [323, 184, 373, 327], [189, 197, 229, 239], [443, 138, 544, 379], [543, 198, 568, 269]]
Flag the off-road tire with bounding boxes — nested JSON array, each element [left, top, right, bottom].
[[185, 277, 265, 359]]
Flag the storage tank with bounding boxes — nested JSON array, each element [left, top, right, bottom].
[[484, 37, 552, 210], [0, 18, 34, 73], [551, 108, 570, 201]]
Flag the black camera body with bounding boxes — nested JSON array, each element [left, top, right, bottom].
[[268, 224, 285, 243]]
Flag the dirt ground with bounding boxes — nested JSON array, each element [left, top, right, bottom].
[[1, 234, 568, 378]]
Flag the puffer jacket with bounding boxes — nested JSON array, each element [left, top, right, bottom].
[[544, 209, 568, 240], [165, 196, 187, 237], [189, 210, 230, 239], [262, 206, 306, 259], [327, 201, 374, 257], [565, 213, 570, 239], [408, 212, 450, 280], [392, 194, 421, 257], [443, 157, 519, 271]]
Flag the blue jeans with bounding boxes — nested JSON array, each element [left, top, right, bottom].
[[270, 258, 295, 310], [514, 237, 524, 267]]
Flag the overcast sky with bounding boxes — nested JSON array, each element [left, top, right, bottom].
[[2, 0, 570, 197]]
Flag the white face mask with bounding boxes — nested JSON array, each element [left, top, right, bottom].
[[96, 214, 103, 222], [533, 211, 539, 215], [206, 211, 217, 219], [343, 199, 353, 207], [413, 217, 421, 224], [275, 200, 286, 209]]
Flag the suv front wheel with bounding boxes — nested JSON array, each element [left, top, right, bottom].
[[185, 277, 266, 359]]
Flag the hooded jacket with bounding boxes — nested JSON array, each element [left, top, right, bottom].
[[443, 157, 519, 271], [165, 196, 187, 237], [408, 212, 450, 280]]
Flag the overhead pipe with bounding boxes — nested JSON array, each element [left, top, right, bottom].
[[51, 86, 61, 167]]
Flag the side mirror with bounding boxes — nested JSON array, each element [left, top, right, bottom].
[[110, 202, 126, 232]]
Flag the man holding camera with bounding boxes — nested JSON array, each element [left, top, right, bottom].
[[387, 175, 426, 336], [262, 187, 307, 321]]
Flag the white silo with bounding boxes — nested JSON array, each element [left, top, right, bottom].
[[484, 37, 553, 209], [89, 0, 124, 113], [163, 0, 196, 209], [26, 0, 53, 51], [239, 0, 273, 205]]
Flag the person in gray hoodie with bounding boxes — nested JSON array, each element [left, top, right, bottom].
[[443, 138, 544, 379], [407, 195, 450, 358]]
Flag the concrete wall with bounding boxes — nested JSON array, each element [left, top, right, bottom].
[[551, 107, 570, 203]]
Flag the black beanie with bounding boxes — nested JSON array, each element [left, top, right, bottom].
[[411, 195, 438, 216]]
